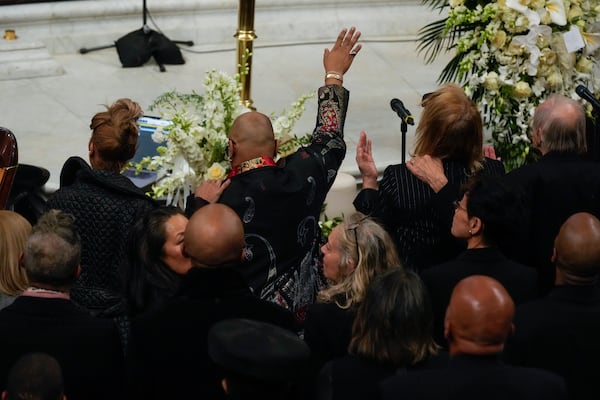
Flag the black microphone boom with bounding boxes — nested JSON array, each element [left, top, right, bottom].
[[576, 85, 600, 110], [390, 98, 415, 125]]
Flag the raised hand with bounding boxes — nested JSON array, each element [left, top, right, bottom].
[[356, 131, 378, 189], [324, 27, 362, 77]]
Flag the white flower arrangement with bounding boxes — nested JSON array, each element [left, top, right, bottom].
[[419, 0, 600, 170], [134, 68, 314, 208]]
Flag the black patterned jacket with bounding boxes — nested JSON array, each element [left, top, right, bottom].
[[186, 85, 349, 313]]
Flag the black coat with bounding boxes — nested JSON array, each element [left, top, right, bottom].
[[0, 296, 125, 400], [354, 158, 505, 270], [421, 247, 538, 346], [304, 302, 355, 371], [186, 85, 349, 312], [503, 285, 600, 400], [503, 152, 600, 294], [316, 352, 448, 400], [380, 354, 567, 400], [127, 266, 296, 400], [46, 157, 157, 315]]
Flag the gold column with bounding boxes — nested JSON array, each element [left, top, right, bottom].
[[235, 0, 257, 110]]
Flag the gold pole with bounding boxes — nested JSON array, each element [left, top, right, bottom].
[[235, 0, 256, 110]]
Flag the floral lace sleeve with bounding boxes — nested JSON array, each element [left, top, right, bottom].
[[313, 85, 349, 138]]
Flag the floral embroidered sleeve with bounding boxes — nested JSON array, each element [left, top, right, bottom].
[[304, 85, 349, 178]]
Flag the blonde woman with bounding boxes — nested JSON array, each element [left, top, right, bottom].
[[0, 211, 31, 309], [304, 212, 401, 371]]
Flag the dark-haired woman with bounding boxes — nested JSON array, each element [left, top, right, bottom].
[[421, 174, 537, 346], [124, 206, 191, 316], [46, 98, 157, 317], [315, 268, 444, 400]]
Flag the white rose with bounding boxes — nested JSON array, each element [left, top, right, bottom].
[[483, 72, 501, 91], [513, 81, 532, 98], [576, 57, 594, 74], [205, 163, 227, 180]]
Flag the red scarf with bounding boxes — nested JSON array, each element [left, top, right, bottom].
[[228, 156, 277, 178]]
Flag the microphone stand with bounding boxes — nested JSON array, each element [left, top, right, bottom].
[[400, 120, 408, 164], [591, 106, 600, 162]]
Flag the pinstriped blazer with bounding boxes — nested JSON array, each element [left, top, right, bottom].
[[353, 158, 505, 270]]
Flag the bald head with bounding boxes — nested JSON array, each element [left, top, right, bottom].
[[184, 204, 245, 267], [553, 212, 600, 284], [445, 275, 515, 356], [533, 95, 586, 155], [228, 112, 277, 166]]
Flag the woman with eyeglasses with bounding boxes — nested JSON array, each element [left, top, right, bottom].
[[420, 174, 537, 346], [303, 212, 402, 383], [353, 84, 505, 271]]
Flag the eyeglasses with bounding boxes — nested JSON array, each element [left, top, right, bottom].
[[347, 215, 369, 261], [453, 200, 467, 212], [225, 138, 237, 158]]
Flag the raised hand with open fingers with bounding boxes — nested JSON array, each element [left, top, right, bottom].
[[324, 27, 362, 81], [356, 131, 378, 189]]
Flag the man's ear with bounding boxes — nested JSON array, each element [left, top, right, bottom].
[[274, 139, 280, 158], [444, 318, 451, 340], [550, 247, 557, 263]]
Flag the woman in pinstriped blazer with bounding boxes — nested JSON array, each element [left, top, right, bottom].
[[353, 84, 505, 271]]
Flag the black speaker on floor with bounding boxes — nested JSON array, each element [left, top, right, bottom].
[[115, 27, 185, 68], [79, 0, 193, 72]]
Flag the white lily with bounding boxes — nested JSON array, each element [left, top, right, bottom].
[[507, 0, 541, 27], [583, 23, 600, 55], [543, 0, 566, 26], [511, 25, 553, 75]]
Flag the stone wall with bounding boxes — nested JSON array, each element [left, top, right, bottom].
[[0, 0, 441, 55]]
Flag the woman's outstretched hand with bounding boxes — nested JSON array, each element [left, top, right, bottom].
[[324, 27, 362, 79], [356, 131, 378, 189]]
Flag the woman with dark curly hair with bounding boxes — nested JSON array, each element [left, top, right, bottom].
[[46, 98, 157, 317]]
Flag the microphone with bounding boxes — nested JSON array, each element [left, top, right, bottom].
[[390, 98, 415, 125], [576, 85, 600, 110]]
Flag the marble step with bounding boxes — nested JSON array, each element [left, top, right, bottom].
[[0, 40, 64, 80]]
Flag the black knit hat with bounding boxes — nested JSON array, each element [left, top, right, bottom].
[[208, 318, 310, 382]]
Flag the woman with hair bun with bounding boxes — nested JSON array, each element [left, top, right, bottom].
[[46, 98, 157, 318]]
